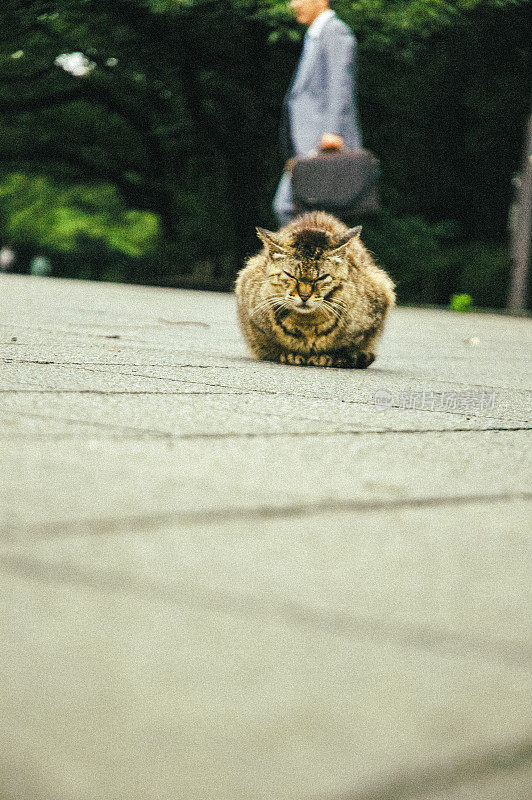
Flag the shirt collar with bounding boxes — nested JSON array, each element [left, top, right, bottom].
[[306, 9, 335, 39]]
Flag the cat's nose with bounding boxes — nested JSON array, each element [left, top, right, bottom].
[[297, 282, 313, 302]]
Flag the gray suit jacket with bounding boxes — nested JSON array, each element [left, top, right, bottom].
[[280, 14, 362, 160]]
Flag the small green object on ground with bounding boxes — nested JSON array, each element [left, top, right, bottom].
[[450, 293, 473, 312]]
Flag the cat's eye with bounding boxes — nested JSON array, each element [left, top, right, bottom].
[[283, 270, 296, 279], [316, 274, 331, 281]]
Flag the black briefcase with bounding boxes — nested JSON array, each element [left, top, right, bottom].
[[290, 147, 380, 217]]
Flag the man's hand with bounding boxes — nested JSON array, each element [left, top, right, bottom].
[[319, 133, 344, 151]]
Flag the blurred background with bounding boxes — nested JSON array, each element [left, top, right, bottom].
[[1, 0, 530, 309]]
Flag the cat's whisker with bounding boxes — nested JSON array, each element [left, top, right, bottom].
[[250, 296, 285, 317], [252, 296, 277, 310], [320, 300, 341, 321], [327, 303, 346, 319], [326, 297, 346, 311], [252, 294, 301, 319], [275, 300, 294, 315], [318, 301, 334, 317]]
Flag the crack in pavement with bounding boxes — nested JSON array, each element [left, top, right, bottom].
[[0, 406, 529, 439], [1, 358, 231, 368], [4, 349, 531, 392], [0, 389, 247, 395], [95, 368, 530, 425], [3, 352, 529, 395]]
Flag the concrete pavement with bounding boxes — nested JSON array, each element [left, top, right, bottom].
[[1, 274, 531, 800]]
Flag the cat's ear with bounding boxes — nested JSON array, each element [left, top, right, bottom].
[[328, 226, 362, 255], [256, 227, 289, 257]]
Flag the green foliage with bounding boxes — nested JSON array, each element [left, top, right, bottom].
[[450, 293, 474, 312], [448, 241, 512, 307], [362, 211, 513, 309], [362, 210, 459, 304], [0, 173, 159, 255], [0, 0, 529, 305]]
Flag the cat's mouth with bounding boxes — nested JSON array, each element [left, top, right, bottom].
[[290, 299, 322, 315]]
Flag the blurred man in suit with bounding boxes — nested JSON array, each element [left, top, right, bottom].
[[274, 0, 363, 225]]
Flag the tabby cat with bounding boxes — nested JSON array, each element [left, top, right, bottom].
[[235, 211, 395, 368]]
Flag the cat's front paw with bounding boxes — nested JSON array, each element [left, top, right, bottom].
[[327, 351, 376, 368], [306, 352, 351, 368], [306, 354, 334, 367], [279, 351, 307, 366]]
